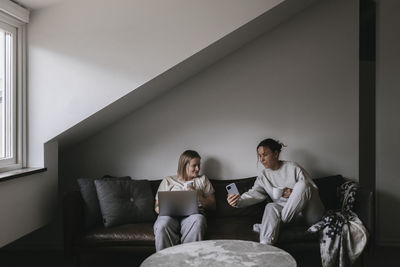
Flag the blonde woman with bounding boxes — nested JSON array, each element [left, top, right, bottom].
[[153, 150, 215, 251]]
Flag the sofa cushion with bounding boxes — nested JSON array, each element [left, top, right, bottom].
[[278, 225, 318, 244], [313, 175, 345, 210], [77, 176, 131, 229], [80, 223, 155, 247], [206, 217, 260, 242], [95, 180, 156, 228], [207, 217, 317, 245], [209, 177, 270, 218]]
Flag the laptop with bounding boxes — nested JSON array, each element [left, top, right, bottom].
[[158, 191, 199, 216]]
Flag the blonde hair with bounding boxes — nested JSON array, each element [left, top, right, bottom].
[[177, 150, 201, 180]]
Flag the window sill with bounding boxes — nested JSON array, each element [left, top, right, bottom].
[[0, 167, 47, 183]]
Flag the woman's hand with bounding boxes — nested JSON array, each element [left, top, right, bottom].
[[227, 194, 240, 207], [198, 193, 205, 206], [186, 185, 196, 191], [154, 200, 159, 214], [282, 187, 293, 198]]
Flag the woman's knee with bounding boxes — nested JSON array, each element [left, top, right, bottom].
[[263, 203, 283, 218], [183, 214, 206, 234], [293, 179, 308, 191], [190, 214, 207, 227], [154, 216, 176, 233], [265, 203, 282, 213], [291, 180, 312, 201]]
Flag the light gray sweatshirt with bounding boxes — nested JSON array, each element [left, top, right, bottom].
[[237, 161, 318, 208]]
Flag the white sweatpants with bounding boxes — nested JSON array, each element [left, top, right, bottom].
[[258, 180, 325, 244], [153, 214, 207, 251]]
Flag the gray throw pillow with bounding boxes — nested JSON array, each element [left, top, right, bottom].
[[77, 176, 131, 229], [94, 179, 156, 228]]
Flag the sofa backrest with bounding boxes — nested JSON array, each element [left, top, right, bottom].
[[149, 175, 346, 217], [149, 177, 267, 218], [150, 180, 162, 197], [313, 175, 345, 210], [210, 177, 270, 218]]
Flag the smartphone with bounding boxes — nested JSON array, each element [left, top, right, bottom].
[[226, 183, 239, 195]]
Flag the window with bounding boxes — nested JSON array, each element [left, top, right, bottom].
[[0, 22, 17, 167], [0, 2, 29, 172]]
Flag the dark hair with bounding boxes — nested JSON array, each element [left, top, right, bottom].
[[177, 150, 201, 179], [256, 138, 285, 153]]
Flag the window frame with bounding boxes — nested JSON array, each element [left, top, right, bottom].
[[0, 11, 26, 172]]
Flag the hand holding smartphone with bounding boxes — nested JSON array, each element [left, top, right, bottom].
[[226, 183, 240, 207], [226, 183, 239, 195]]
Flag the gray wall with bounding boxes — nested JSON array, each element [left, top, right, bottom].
[[27, 0, 283, 167], [376, 0, 400, 245], [61, 0, 358, 191]]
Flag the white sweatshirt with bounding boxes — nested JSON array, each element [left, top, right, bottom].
[[237, 161, 317, 208]]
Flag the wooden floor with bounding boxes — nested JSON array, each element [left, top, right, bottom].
[[0, 221, 399, 267], [363, 246, 400, 267], [1, 246, 399, 267], [1, 248, 399, 267], [0, 250, 75, 267]]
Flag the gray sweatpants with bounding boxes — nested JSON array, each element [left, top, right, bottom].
[[257, 180, 325, 244], [153, 214, 207, 251]]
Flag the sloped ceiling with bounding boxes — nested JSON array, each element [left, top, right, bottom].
[[12, 0, 65, 10], [51, 0, 320, 151], [30, 0, 302, 167]]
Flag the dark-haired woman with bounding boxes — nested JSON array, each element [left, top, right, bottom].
[[227, 138, 325, 245], [153, 150, 216, 251]]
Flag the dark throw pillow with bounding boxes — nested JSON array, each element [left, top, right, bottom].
[[313, 175, 345, 210], [77, 176, 131, 229], [94, 179, 155, 228]]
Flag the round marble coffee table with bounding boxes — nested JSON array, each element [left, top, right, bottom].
[[140, 240, 296, 267]]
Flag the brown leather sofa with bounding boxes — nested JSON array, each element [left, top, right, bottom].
[[63, 175, 373, 267]]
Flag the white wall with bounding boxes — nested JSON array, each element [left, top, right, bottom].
[[27, 0, 285, 167], [0, 1, 61, 247], [0, 172, 55, 247], [61, 0, 358, 190], [376, 0, 400, 245], [0, 141, 58, 247]]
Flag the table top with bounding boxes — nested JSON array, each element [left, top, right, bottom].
[[140, 239, 296, 267]]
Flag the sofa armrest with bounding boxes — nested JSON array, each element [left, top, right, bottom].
[[62, 190, 84, 256], [354, 187, 374, 244]]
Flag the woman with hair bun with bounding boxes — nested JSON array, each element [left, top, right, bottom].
[[227, 138, 325, 245]]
